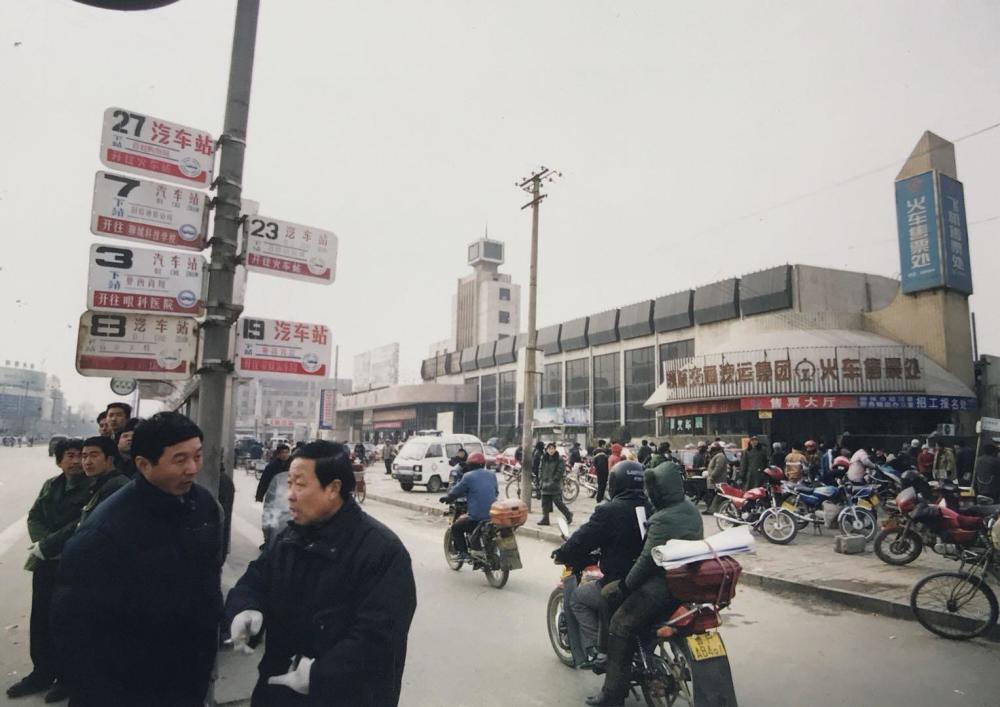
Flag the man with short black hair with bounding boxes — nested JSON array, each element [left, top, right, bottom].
[[116, 417, 141, 478], [96, 411, 110, 438], [7, 439, 89, 701], [104, 402, 131, 436], [255, 444, 291, 502], [226, 441, 417, 707], [51, 412, 223, 707], [636, 440, 652, 466]]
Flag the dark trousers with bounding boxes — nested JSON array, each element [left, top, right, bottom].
[[596, 469, 609, 502], [451, 516, 479, 555], [384, 458, 393, 474], [30, 560, 59, 682], [599, 577, 674, 701], [541, 493, 571, 522]]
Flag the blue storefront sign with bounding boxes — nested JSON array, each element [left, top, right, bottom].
[[937, 174, 974, 294], [857, 395, 976, 411], [895, 171, 943, 294]]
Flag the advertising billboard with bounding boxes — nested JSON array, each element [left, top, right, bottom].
[[353, 343, 400, 391]]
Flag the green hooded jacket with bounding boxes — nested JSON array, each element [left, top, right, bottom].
[[624, 461, 704, 590], [538, 453, 565, 495]]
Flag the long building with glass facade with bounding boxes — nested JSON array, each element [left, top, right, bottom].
[[412, 263, 977, 449]]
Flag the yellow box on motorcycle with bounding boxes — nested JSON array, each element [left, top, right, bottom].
[[664, 556, 742, 604], [490, 499, 528, 528]]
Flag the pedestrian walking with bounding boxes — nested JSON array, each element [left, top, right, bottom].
[[538, 442, 573, 526], [6, 439, 90, 702], [603, 444, 623, 502], [383, 439, 396, 475], [917, 444, 934, 476], [592, 441, 610, 502], [636, 440, 652, 466], [51, 412, 224, 707], [255, 444, 291, 503], [702, 442, 729, 514], [226, 441, 417, 707], [932, 439, 957, 481]]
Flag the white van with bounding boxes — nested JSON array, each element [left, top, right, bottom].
[[392, 433, 485, 493]]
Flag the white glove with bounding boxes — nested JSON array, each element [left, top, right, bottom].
[[268, 656, 314, 695], [229, 610, 264, 654], [28, 542, 45, 560]]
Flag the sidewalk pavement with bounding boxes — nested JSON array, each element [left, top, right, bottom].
[[362, 468, 997, 637]]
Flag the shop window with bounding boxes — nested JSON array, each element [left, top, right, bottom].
[[566, 358, 590, 408], [593, 352, 620, 437], [498, 371, 516, 428], [480, 374, 498, 440], [542, 362, 562, 409]]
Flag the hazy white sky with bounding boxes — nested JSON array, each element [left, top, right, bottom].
[[1, 0, 999, 412]]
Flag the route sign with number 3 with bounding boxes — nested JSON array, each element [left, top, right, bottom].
[[86, 243, 206, 317], [91, 171, 209, 251], [99, 107, 215, 188], [244, 215, 338, 285], [76, 311, 198, 380]]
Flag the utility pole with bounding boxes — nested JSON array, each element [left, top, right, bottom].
[[517, 167, 561, 510], [198, 0, 260, 503]]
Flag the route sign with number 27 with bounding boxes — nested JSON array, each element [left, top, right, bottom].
[[75, 311, 198, 380], [244, 215, 338, 285], [99, 107, 215, 188]]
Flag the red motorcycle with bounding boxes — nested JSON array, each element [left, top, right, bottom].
[[714, 467, 797, 545], [875, 485, 993, 565]]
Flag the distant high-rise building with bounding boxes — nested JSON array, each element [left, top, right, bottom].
[[453, 238, 521, 350]]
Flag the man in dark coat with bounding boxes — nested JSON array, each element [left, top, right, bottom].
[[739, 435, 769, 489], [591, 440, 610, 502], [538, 442, 572, 526], [7, 438, 90, 701], [51, 412, 223, 707], [636, 440, 652, 466], [255, 444, 291, 502], [553, 460, 649, 667], [974, 444, 1000, 502], [226, 441, 417, 707]]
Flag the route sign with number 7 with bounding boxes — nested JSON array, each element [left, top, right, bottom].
[[76, 310, 198, 380], [99, 107, 216, 188], [244, 215, 338, 284], [91, 171, 209, 251]]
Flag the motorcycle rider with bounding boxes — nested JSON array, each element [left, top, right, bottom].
[[587, 459, 703, 707], [439, 452, 496, 561], [552, 461, 649, 668]]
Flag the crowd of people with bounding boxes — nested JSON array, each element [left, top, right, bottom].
[[9, 404, 417, 707]]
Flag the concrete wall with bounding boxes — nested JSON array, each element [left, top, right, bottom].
[[793, 265, 897, 314], [864, 288, 974, 388]]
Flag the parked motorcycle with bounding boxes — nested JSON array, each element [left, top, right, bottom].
[[875, 486, 996, 565], [443, 498, 526, 589], [713, 467, 798, 545], [547, 518, 740, 706], [574, 462, 598, 498], [779, 479, 880, 541]]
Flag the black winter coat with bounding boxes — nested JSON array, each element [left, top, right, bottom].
[[225, 497, 417, 707], [592, 450, 610, 476], [555, 488, 650, 585], [51, 475, 224, 707]]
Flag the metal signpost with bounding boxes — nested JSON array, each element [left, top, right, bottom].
[[76, 311, 198, 379], [91, 170, 209, 250], [244, 214, 338, 284], [86, 243, 206, 317], [235, 317, 332, 378], [99, 108, 216, 188]]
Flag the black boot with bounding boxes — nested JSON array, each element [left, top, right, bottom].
[[586, 634, 630, 706]]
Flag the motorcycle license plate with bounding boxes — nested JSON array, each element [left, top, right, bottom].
[[859, 499, 874, 509], [781, 501, 796, 512], [497, 533, 518, 551], [686, 632, 726, 661]]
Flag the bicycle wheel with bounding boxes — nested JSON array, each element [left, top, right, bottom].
[[910, 571, 998, 640], [505, 477, 522, 499]]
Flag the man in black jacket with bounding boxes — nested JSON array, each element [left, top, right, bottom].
[[553, 461, 649, 668], [51, 412, 223, 707], [591, 440, 610, 503], [636, 440, 652, 466], [226, 441, 417, 707]]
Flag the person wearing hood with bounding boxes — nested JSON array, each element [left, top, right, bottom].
[[552, 461, 650, 668], [591, 441, 610, 503], [702, 443, 730, 514], [601, 444, 623, 502], [645, 442, 673, 470], [739, 436, 769, 490], [587, 461, 703, 707]]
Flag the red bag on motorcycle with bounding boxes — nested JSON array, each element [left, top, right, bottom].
[[664, 556, 742, 604]]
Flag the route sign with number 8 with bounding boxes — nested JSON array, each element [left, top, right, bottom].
[[76, 311, 198, 380], [91, 171, 209, 251], [244, 215, 338, 285], [99, 108, 216, 188]]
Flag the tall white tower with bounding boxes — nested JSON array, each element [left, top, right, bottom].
[[453, 238, 521, 349]]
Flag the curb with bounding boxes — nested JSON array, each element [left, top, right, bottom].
[[365, 493, 1000, 642]]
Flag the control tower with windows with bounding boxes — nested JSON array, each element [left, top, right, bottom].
[[452, 238, 521, 350]]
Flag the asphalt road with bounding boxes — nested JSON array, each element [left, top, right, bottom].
[[1, 447, 999, 706]]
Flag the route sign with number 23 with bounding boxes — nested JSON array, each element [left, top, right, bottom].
[[244, 215, 338, 285], [76, 311, 198, 380]]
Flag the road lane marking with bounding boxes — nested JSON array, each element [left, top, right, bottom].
[[0, 515, 28, 557]]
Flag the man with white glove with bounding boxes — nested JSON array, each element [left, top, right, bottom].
[[224, 441, 417, 707], [230, 610, 264, 655]]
